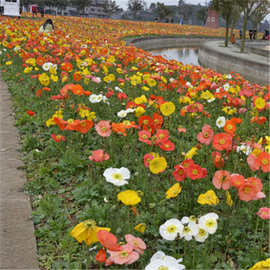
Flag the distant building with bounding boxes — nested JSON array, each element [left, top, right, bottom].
[[205, 9, 219, 28]]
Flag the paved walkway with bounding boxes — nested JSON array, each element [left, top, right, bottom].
[[0, 76, 39, 269]]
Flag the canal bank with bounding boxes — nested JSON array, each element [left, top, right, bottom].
[[127, 36, 270, 85]]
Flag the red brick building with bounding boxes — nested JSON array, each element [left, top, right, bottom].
[[205, 9, 219, 28]]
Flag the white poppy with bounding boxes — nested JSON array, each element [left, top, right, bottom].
[[236, 144, 252, 156], [117, 110, 127, 118], [216, 116, 226, 128], [195, 228, 209, 243], [223, 83, 230, 91], [180, 223, 199, 241], [145, 251, 185, 270], [198, 213, 219, 235], [103, 167, 130, 186], [42, 62, 52, 71], [159, 218, 183, 241], [89, 94, 103, 103]]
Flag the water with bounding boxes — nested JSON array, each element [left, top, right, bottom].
[[150, 47, 200, 66]]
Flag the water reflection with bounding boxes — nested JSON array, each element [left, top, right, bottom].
[[150, 47, 200, 66]]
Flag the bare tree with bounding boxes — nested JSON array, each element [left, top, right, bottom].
[[210, 0, 237, 47], [236, 0, 268, 52]]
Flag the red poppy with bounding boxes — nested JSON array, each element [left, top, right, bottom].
[[96, 248, 106, 263], [172, 164, 186, 181], [51, 134, 66, 143], [97, 230, 121, 251], [251, 116, 267, 125], [27, 110, 35, 116], [212, 133, 233, 151], [181, 159, 195, 172], [53, 117, 67, 131], [152, 113, 163, 129], [159, 140, 175, 151], [211, 151, 224, 168], [186, 164, 205, 180], [138, 115, 153, 128]]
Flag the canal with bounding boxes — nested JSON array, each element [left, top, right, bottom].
[[150, 47, 200, 66]]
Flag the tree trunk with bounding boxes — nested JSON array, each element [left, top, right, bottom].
[[230, 19, 236, 40], [225, 14, 230, 47], [241, 14, 248, 53]]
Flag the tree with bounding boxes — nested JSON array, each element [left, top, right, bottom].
[[103, 0, 120, 17], [237, 0, 268, 52], [70, 0, 92, 15], [210, 0, 238, 47], [128, 0, 144, 17], [196, 7, 208, 25], [156, 2, 172, 22], [251, 0, 270, 37]]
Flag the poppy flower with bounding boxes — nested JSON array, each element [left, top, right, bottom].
[[138, 130, 152, 145], [197, 124, 213, 145], [96, 248, 106, 263], [51, 134, 66, 143], [257, 152, 270, 172], [153, 129, 170, 144], [230, 174, 245, 188], [256, 207, 270, 220], [125, 234, 146, 254], [159, 140, 175, 151], [70, 220, 110, 246], [27, 110, 35, 116], [238, 183, 258, 202], [166, 183, 182, 199], [152, 113, 163, 129], [186, 164, 205, 180], [247, 154, 260, 171], [212, 170, 231, 190], [89, 149, 109, 162], [211, 151, 224, 168], [117, 190, 141, 206], [181, 159, 195, 172], [172, 164, 186, 181], [97, 230, 121, 251], [212, 133, 233, 151], [95, 120, 112, 137], [224, 120, 236, 136], [197, 190, 219, 205], [76, 120, 93, 134], [106, 244, 139, 265], [149, 156, 167, 174]]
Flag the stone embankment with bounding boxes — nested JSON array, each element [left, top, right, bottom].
[[127, 36, 270, 85]]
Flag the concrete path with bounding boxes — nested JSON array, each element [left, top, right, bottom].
[[0, 75, 39, 269]]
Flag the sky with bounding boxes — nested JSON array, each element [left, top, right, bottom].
[[116, 0, 208, 10]]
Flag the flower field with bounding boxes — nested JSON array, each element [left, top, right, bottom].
[[0, 15, 269, 269]]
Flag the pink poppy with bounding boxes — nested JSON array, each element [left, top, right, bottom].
[[107, 244, 139, 265], [144, 153, 155, 168], [153, 129, 170, 144], [125, 234, 146, 254], [138, 130, 152, 145], [212, 170, 231, 190], [197, 124, 213, 145], [254, 192, 266, 200], [257, 207, 270, 219], [247, 154, 260, 171], [230, 174, 245, 188], [95, 120, 112, 137], [238, 183, 258, 202], [89, 149, 109, 162]]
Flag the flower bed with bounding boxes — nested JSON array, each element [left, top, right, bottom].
[[0, 15, 269, 269]]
